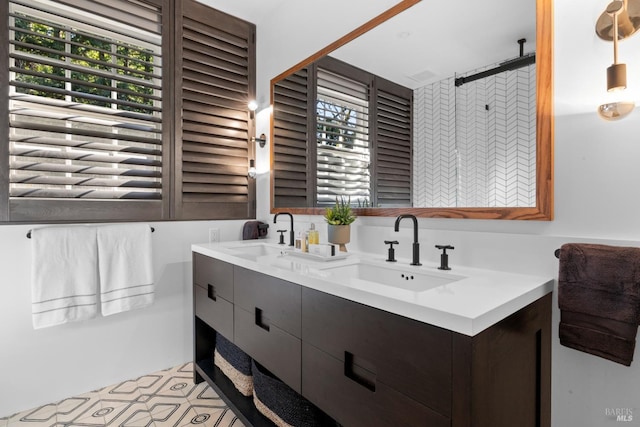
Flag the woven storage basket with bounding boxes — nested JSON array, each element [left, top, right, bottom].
[[252, 360, 326, 427], [214, 332, 253, 396]]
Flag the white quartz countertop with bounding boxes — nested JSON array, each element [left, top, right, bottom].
[[192, 241, 553, 336]]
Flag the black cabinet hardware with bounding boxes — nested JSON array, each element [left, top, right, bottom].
[[344, 351, 376, 392], [255, 307, 270, 332], [207, 284, 216, 301]]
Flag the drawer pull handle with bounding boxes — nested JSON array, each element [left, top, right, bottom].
[[207, 284, 216, 301], [344, 351, 376, 392], [255, 307, 270, 332]]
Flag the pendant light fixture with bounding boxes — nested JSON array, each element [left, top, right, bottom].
[[595, 0, 640, 41], [597, 0, 638, 120]]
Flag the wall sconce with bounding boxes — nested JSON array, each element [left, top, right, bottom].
[[252, 133, 267, 148], [596, 0, 639, 120], [248, 100, 258, 120], [598, 100, 636, 120], [248, 159, 257, 179], [595, 0, 640, 40]]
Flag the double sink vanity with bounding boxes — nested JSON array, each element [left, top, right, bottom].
[[192, 237, 553, 427]]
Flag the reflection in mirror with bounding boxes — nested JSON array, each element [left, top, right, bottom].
[[271, 0, 553, 220], [412, 42, 536, 208], [273, 55, 412, 208]]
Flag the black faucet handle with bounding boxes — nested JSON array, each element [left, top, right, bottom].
[[435, 245, 454, 270], [276, 229, 287, 245], [384, 240, 399, 262]]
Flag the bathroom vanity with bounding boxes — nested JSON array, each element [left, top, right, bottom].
[[192, 241, 553, 427]]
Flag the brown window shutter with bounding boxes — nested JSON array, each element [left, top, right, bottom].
[[273, 68, 310, 208], [373, 78, 412, 208], [174, 0, 256, 220]]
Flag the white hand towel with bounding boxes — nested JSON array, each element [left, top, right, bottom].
[[97, 224, 154, 316], [31, 226, 99, 329]]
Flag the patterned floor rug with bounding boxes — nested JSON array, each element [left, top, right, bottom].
[[1, 362, 244, 427]]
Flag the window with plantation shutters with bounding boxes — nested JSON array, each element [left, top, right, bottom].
[[176, 0, 256, 220], [316, 68, 371, 207], [271, 56, 412, 210], [0, 0, 256, 223], [4, 0, 167, 222]]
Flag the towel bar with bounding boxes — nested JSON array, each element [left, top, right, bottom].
[[26, 226, 155, 239]]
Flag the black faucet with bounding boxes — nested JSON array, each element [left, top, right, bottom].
[[394, 214, 421, 266], [273, 212, 294, 246]]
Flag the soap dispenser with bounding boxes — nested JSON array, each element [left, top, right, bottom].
[[295, 232, 302, 250], [309, 223, 319, 245]]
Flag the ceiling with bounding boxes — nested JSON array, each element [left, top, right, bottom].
[[197, 0, 535, 89], [195, 1, 640, 115], [195, 0, 287, 25], [331, 0, 535, 89]]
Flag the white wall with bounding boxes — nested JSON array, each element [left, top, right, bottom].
[[255, 1, 640, 426], [0, 220, 250, 416]]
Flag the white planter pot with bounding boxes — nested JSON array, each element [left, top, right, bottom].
[[327, 224, 351, 252]]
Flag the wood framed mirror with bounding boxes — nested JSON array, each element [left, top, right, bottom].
[[270, 0, 553, 220]]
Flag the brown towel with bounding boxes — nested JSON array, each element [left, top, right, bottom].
[[242, 221, 269, 240], [558, 243, 640, 366]]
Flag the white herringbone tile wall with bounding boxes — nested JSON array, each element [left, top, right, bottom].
[[413, 63, 536, 208]]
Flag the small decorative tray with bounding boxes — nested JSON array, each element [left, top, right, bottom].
[[287, 250, 350, 262]]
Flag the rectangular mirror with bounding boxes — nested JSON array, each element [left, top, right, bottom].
[[270, 0, 553, 220]]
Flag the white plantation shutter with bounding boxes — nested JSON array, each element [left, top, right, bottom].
[[316, 68, 371, 206], [7, 0, 165, 220]]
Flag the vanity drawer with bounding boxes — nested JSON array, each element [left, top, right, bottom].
[[234, 306, 301, 392], [234, 267, 301, 337], [302, 287, 452, 416], [193, 284, 233, 339], [302, 342, 449, 427], [193, 253, 234, 302]]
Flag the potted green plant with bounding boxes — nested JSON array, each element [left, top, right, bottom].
[[324, 196, 356, 252]]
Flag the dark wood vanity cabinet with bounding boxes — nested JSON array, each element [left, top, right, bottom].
[[193, 253, 234, 339], [302, 342, 450, 427], [302, 287, 451, 427], [193, 252, 551, 427], [233, 267, 302, 392], [302, 287, 551, 427], [450, 294, 552, 427]]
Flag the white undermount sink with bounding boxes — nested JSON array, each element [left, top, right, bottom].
[[323, 261, 465, 294], [221, 242, 465, 298], [224, 243, 289, 259]]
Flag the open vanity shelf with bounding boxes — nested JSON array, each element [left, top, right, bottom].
[[194, 317, 279, 427]]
